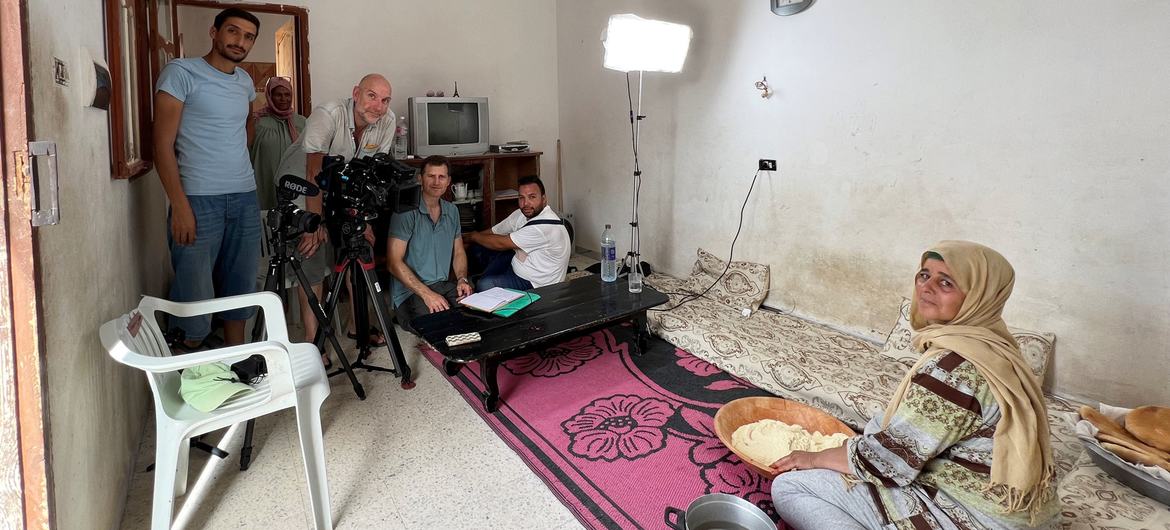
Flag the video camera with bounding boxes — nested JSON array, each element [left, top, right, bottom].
[[269, 175, 322, 242], [316, 153, 420, 220]]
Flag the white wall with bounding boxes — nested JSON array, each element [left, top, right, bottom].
[[292, 0, 562, 201], [25, 0, 171, 528], [557, 0, 1170, 407], [178, 6, 292, 63]]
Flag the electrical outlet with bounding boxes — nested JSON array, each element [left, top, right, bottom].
[[758, 159, 777, 171]]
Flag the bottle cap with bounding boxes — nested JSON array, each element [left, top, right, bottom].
[[605, 224, 611, 228]]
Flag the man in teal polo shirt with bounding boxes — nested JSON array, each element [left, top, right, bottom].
[[387, 155, 473, 333]]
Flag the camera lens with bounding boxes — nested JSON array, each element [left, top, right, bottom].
[[293, 209, 320, 234]]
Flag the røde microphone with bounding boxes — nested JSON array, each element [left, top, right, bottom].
[[278, 175, 320, 197]]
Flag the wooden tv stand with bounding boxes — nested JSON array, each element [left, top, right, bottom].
[[400, 151, 542, 229]]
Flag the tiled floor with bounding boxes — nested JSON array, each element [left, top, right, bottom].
[[119, 255, 598, 530], [119, 330, 587, 530]]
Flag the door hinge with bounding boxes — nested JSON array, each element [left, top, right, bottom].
[[13, 149, 30, 198]]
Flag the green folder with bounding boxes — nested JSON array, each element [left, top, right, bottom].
[[492, 290, 541, 317]]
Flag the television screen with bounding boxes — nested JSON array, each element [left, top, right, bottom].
[[427, 103, 481, 145], [409, 96, 489, 156]]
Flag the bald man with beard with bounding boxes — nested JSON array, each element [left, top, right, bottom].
[[273, 73, 398, 360]]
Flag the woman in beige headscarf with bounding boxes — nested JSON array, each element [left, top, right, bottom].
[[769, 241, 1057, 530], [250, 76, 306, 211]]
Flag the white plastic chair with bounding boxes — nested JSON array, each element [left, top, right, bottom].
[[100, 292, 332, 530]]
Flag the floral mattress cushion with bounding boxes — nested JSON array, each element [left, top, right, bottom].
[[681, 248, 770, 312]]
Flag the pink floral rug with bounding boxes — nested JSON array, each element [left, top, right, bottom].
[[421, 323, 786, 529]]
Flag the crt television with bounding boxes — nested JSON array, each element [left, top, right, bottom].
[[408, 96, 489, 156]]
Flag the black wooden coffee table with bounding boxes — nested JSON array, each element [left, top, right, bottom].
[[412, 275, 669, 412]]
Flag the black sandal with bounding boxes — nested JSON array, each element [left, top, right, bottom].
[[346, 326, 386, 347]]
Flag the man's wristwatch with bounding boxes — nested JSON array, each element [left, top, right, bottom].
[[457, 277, 470, 285]]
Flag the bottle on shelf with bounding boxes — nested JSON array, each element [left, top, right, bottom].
[[393, 116, 408, 159], [600, 225, 617, 282]]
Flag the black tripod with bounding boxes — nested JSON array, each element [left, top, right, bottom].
[[316, 215, 413, 390], [238, 207, 369, 470]]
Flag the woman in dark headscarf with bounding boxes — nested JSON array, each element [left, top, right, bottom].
[[250, 76, 306, 210], [770, 241, 1057, 529]]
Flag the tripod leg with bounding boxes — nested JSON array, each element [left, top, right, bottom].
[[189, 437, 229, 459], [239, 251, 286, 469], [358, 265, 414, 388], [348, 266, 373, 362], [314, 267, 348, 352], [293, 261, 367, 400], [239, 419, 256, 470], [250, 259, 283, 343]]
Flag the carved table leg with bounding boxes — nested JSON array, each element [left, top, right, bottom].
[[632, 311, 650, 357], [482, 358, 500, 413]]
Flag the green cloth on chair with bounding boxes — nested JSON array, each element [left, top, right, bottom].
[[179, 362, 254, 412]]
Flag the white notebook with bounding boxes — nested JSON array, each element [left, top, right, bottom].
[[459, 287, 524, 313]]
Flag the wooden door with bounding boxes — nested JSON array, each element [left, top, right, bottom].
[[0, 0, 53, 526]]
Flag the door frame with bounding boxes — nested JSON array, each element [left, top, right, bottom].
[[0, 0, 53, 526], [175, 0, 313, 112], [273, 18, 298, 111]]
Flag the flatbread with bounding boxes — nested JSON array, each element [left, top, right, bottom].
[[1080, 405, 1170, 460], [1097, 432, 1170, 462], [1125, 406, 1170, 453], [1080, 405, 1129, 440], [1101, 442, 1170, 473]]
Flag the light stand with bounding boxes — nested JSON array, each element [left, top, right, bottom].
[[603, 14, 692, 292], [627, 70, 645, 292]]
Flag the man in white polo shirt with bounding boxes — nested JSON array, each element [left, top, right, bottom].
[[465, 175, 570, 291]]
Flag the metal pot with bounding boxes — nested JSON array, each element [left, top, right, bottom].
[[664, 493, 776, 530]]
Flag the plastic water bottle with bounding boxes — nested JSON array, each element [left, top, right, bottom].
[[393, 116, 408, 159], [628, 257, 643, 293], [600, 225, 617, 282]]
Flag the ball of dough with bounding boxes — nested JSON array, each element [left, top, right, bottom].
[[731, 418, 849, 467]]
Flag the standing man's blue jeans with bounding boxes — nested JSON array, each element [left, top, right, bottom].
[[167, 191, 262, 342], [468, 244, 533, 292]]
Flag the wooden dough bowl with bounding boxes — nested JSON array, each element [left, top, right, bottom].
[[715, 397, 857, 479]]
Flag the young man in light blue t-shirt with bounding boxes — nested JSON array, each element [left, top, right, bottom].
[[153, 8, 261, 349]]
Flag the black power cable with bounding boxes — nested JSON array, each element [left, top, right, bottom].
[[651, 169, 763, 312]]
